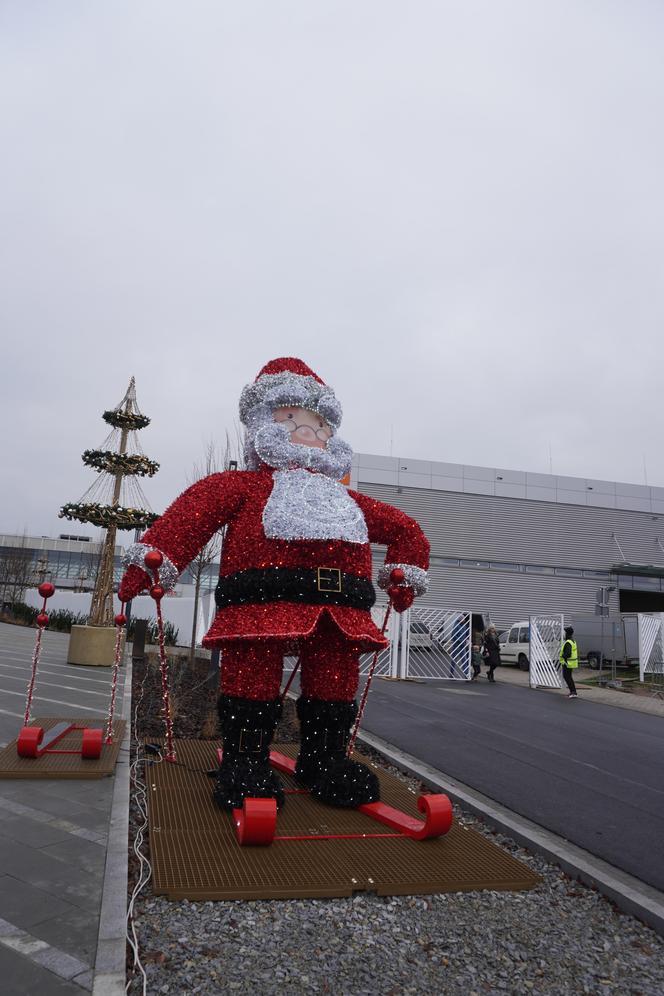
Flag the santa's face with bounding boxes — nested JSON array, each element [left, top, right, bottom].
[[273, 406, 332, 450], [246, 401, 352, 478]]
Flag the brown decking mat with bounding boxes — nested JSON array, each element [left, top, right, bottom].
[[0, 718, 126, 779], [148, 740, 540, 900]]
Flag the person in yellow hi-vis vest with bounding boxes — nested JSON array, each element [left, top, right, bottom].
[[560, 626, 579, 698]]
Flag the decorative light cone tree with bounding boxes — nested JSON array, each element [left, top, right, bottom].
[[60, 377, 159, 665]]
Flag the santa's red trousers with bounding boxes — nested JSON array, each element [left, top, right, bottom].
[[220, 617, 364, 702]]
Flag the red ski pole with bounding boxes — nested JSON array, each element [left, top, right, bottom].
[[144, 550, 177, 762], [346, 567, 405, 758], [105, 602, 127, 745], [280, 657, 301, 703], [23, 582, 55, 726]]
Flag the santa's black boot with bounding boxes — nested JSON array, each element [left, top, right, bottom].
[[213, 695, 285, 811], [294, 697, 380, 807]]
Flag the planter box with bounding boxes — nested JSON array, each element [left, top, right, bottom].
[[67, 624, 124, 667]]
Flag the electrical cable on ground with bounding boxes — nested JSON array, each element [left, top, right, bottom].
[[125, 663, 155, 995]]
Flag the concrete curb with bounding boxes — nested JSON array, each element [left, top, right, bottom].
[[92, 656, 132, 996], [357, 727, 664, 938]]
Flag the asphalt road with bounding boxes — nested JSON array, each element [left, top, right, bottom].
[[360, 672, 664, 892]]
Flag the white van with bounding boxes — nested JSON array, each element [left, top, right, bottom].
[[499, 621, 531, 670]]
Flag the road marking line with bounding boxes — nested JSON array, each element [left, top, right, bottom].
[[0, 688, 106, 714], [0, 672, 122, 698], [0, 705, 23, 718], [0, 661, 121, 686], [0, 653, 119, 677], [436, 688, 489, 695]]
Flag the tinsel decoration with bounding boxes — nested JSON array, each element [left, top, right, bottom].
[[118, 463, 427, 648], [378, 562, 428, 595], [116, 357, 432, 812], [239, 357, 343, 430], [123, 542, 179, 591]]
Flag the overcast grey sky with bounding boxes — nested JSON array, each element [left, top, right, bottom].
[[2, 1, 663, 539]]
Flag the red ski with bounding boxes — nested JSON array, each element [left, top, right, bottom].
[[16, 582, 103, 761], [17, 722, 103, 760], [225, 748, 454, 847]]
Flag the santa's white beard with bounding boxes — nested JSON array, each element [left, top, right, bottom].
[[248, 420, 353, 479]]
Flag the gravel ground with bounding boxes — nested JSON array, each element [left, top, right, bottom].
[[127, 669, 664, 995]]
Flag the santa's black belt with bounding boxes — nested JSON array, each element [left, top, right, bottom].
[[214, 567, 376, 610]]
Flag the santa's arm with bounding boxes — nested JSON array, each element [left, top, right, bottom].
[[349, 490, 430, 606], [118, 472, 245, 601]]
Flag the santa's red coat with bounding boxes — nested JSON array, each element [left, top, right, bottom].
[[126, 466, 430, 650]]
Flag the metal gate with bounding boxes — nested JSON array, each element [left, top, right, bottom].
[[284, 603, 471, 681], [400, 606, 471, 680], [528, 614, 563, 689], [637, 613, 664, 682]]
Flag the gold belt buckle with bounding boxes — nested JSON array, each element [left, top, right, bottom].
[[317, 567, 342, 593]]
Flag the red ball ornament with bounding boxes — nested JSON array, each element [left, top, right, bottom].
[[144, 550, 163, 571], [390, 568, 405, 584], [36, 613, 49, 628], [387, 585, 401, 600], [150, 584, 165, 601], [114, 613, 127, 627], [38, 582, 55, 599]]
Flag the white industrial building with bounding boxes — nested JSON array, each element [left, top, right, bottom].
[[351, 452, 664, 628]]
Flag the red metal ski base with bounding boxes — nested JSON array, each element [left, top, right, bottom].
[[223, 748, 454, 847], [16, 722, 103, 760]]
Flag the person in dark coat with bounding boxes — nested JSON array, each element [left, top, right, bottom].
[[482, 624, 501, 682]]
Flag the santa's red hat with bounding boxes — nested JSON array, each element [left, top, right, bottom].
[[239, 357, 342, 428]]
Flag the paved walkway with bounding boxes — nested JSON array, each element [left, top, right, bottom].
[[0, 622, 128, 995], [493, 662, 664, 717]]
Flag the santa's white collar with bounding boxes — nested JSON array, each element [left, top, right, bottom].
[[262, 468, 368, 544]]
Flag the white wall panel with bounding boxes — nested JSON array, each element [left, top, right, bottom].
[[360, 480, 664, 571]]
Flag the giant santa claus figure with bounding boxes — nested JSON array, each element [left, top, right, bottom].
[[119, 358, 429, 810]]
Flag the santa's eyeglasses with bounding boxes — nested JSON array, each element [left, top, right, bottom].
[[274, 414, 332, 442]]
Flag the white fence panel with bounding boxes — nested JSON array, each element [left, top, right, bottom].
[[529, 614, 563, 689], [638, 613, 664, 681], [403, 606, 471, 680], [284, 603, 471, 682]]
